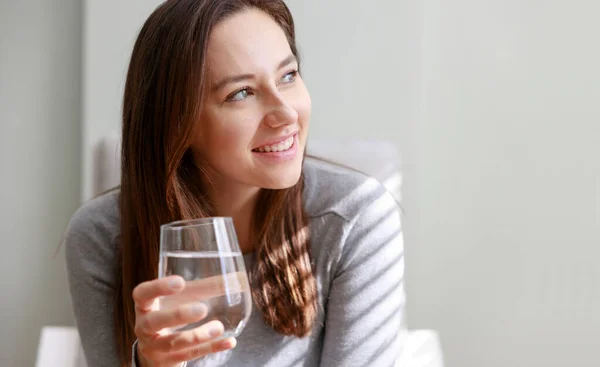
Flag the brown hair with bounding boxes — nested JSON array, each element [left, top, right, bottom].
[[116, 0, 317, 364]]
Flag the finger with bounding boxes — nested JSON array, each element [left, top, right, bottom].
[[152, 320, 225, 351], [136, 303, 209, 338], [162, 337, 237, 364], [133, 276, 185, 312]]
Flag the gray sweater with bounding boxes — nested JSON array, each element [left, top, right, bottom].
[[65, 158, 405, 367]]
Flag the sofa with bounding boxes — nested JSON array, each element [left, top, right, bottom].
[[36, 134, 444, 367]]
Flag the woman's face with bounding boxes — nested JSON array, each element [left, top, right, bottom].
[[193, 8, 311, 192]]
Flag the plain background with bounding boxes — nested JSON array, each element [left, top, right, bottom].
[[1, 1, 599, 366], [0, 1, 81, 366]]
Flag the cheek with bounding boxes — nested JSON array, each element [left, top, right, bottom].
[[200, 110, 258, 159]]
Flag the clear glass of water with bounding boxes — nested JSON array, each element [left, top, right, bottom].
[[158, 217, 252, 338]]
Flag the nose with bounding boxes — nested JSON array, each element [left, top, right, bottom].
[[262, 90, 298, 128]]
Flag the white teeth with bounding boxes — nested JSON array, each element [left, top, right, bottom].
[[255, 136, 294, 153]]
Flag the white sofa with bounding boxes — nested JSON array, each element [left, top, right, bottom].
[[37, 135, 444, 367]]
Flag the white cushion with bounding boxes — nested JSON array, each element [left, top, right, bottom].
[[397, 329, 445, 367], [91, 130, 121, 197], [36, 327, 87, 367], [307, 138, 402, 203]]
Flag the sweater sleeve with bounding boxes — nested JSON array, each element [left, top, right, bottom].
[[320, 188, 406, 367], [64, 204, 121, 367]]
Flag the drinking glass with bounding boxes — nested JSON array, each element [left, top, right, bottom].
[[158, 217, 252, 338]]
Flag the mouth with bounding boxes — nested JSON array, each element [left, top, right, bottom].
[[252, 133, 297, 153]]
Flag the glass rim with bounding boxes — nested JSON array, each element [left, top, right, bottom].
[[160, 217, 233, 230]]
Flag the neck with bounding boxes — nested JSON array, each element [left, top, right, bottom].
[[208, 181, 260, 254]]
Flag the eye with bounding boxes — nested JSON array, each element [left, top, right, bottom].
[[225, 87, 252, 102], [280, 70, 298, 84]]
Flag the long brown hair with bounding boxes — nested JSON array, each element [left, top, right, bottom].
[[116, 0, 317, 364]]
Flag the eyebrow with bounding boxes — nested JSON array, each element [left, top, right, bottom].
[[212, 54, 298, 92]]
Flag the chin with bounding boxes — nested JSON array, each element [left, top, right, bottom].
[[259, 168, 303, 190]]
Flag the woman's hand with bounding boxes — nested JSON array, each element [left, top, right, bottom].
[[133, 275, 236, 367]]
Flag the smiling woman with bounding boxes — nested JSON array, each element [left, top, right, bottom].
[[195, 8, 310, 192], [63, 1, 405, 367]]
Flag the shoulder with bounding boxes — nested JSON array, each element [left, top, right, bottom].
[[303, 157, 403, 301], [64, 190, 120, 265], [302, 156, 398, 223]]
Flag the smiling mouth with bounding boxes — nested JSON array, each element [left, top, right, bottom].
[[252, 135, 295, 153]]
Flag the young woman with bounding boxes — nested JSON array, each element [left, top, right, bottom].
[[64, 1, 405, 366]]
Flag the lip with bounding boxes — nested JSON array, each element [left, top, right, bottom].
[[251, 133, 299, 162], [252, 131, 298, 151]]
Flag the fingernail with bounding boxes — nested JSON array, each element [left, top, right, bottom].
[[191, 303, 206, 316], [209, 327, 222, 338], [217, 338, 235, 349], [168, 277, 184, 289]]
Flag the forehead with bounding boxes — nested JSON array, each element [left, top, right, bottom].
[[205, 8, 292, 79]]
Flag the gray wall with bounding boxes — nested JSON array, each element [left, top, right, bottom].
[[417, 1, 600, 366], [0, 1, 81, 365]]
